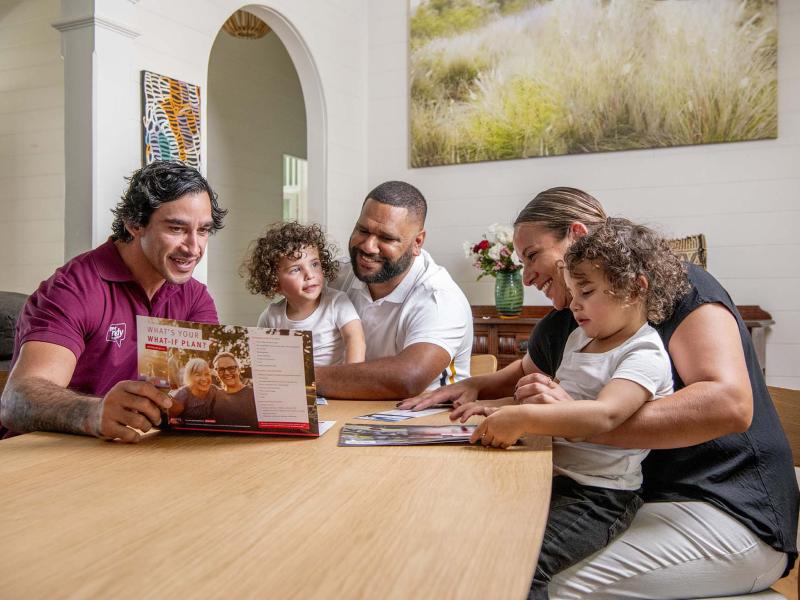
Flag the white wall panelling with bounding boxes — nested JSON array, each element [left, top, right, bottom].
[[366, 1, 800, 388], [0, 0, 65, 294]]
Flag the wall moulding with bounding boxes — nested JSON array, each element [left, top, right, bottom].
[[52, 16, 140, 39]]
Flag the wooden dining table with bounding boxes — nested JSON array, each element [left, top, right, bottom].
[[0, 400, 552, 599]]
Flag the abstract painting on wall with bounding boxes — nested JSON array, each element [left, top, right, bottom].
[[142, 71, 201, 168], [409, 0, 778, 168]]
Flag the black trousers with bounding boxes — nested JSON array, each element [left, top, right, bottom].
[[529, 475, 644, 600]]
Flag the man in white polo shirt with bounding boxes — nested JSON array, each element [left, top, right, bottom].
[[316, 181, 473, 399]]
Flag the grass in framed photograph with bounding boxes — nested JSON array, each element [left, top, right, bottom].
[[142, 70, 201, 168], [409, 0, 778, 168]]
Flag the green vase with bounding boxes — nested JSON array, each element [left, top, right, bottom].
[[495, 270, 523, 317]]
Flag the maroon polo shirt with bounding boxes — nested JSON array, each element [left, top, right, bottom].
[[10, 239, 218, 398]]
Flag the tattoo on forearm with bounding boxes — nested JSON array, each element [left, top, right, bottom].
[[0, 377, 98, 436]]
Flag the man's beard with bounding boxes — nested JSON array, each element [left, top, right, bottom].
[[349, 245, 415, 284]]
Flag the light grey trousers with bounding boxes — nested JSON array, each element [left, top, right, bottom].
[[550, 501, 788, 599]]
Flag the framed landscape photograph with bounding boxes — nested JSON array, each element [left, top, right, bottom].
[[409, 0, 778, 168]]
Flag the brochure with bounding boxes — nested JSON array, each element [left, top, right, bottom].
[[338, 423, 477, 446], [354, 408, 448, 422], [136, 316, 324, 436]]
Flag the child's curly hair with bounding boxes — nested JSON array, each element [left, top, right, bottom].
[[564, 217, 690, 324], [241, 222, 339, 299]]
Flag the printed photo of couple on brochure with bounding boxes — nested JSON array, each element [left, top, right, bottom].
[[138, 320, 259, 430]]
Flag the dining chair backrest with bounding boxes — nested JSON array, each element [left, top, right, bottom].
[[769, 386, 800, 599], [690, 387, 799, 600], [770, 387, 800, 467], [470, 354, 498, 377]]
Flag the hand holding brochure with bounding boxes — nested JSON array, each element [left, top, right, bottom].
[[137, 316, 323, 436]]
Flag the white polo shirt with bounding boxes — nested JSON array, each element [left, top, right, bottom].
[[332, 250, 473, 391]]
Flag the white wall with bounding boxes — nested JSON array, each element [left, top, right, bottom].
[[367, 1, 800, 389], [207, 27, 306, 326], [83, 0, 367, 270], [0, 0, 64, 294]]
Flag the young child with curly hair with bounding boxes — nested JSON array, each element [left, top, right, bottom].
[[452, 217, 690, 600], [243, 222, 365, 367]]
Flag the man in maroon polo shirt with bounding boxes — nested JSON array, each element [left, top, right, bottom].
[[0, 161, 227, 442]]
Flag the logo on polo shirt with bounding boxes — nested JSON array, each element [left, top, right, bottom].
[[106, 323, 127, 348]]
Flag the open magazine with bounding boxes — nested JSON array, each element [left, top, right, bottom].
[[136, 316, 323, 436], [338, 423, 477, 446]]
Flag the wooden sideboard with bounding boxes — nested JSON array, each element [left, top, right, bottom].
[[472, 305, 774, 373], [472, 306, 550, 370]]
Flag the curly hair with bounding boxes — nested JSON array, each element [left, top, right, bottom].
[[111, 161, 227, 242], [565, 218, 690, 324], [241, 222, 339, 299]]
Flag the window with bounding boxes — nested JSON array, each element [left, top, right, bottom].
[[283, 154, 308, 222]]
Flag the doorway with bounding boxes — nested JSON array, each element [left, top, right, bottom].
[[206, 8, 309, 325]]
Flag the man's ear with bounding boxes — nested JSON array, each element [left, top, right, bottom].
[[412, 229, 426, 256], [124, 221, 141, 241]]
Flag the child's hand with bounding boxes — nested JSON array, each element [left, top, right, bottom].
[[514, 373, 573, 405], [449, 401, 497, 423], [469, 406, 526, 449]]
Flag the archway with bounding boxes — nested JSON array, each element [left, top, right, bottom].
[[206, 5, 326, 325]]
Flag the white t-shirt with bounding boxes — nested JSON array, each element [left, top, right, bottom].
[[256, 287, 360, 367], [331, 249, 473, 391], [553, 322, 674, 491]]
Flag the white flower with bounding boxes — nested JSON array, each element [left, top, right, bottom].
[[488, 243, 503, 261], [488, 223, 514, 245], [486, 223, 500, 243], [462, 241, 473, 259], [511, 250, 522, 266]]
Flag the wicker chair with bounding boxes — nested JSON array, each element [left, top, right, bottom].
[[668, 234, 708, 269]]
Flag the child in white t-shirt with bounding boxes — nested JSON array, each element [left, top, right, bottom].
[[452, 218, 690, 599], [243, 222, 365, 367]]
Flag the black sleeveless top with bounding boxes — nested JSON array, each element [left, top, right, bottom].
[[528, 264, 798, 572]]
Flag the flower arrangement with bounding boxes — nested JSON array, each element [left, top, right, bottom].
[[463, 224, 522, 280]]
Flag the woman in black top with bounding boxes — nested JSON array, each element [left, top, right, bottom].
[[401, 187, 798, 598]]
